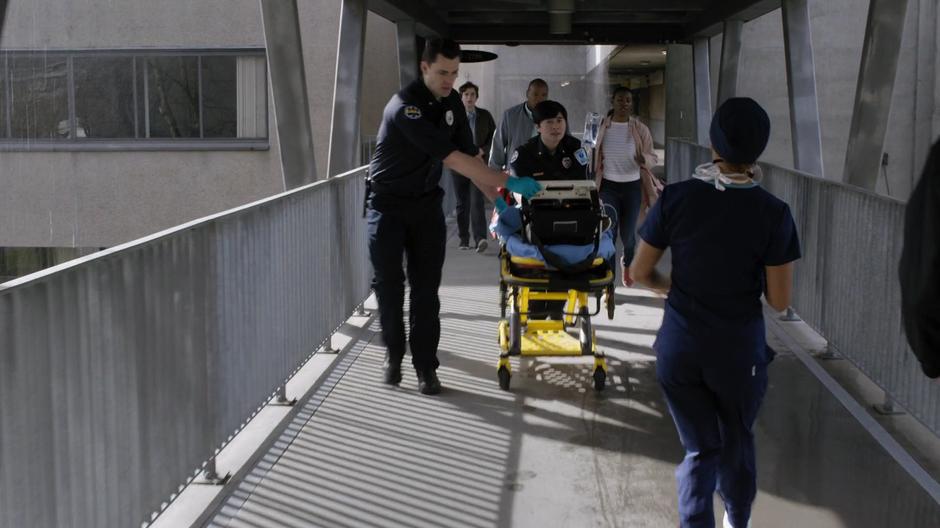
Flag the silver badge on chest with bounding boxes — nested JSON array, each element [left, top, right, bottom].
[[562, 157, 572, 169], [445, 110, 454, 126]]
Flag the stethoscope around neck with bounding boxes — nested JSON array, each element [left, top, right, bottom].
[[692, 159, 761, 190]]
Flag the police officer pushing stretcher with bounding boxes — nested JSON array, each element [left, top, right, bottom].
[[367, 38, 542, 395]]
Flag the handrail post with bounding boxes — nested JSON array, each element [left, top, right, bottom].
[[873, 391, 905, 415], [272, 384, 297, 406], [321, 334, 339, 354], [196, 456, 230, 486], [780, 306, 801, 321]]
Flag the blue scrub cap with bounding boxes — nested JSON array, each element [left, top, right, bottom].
[[709, 97, 770, 164]]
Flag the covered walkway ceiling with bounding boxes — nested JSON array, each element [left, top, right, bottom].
[[369, 0, 779, 44]]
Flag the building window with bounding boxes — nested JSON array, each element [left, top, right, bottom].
[[10, 55, 69, 139], [74, 56, 136, 138], [146, 56, 201, 139], [0, 49, 268, 149]]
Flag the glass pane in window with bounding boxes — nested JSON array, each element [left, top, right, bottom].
[[234, 56, 268, 139], [146, 56, 199, 138], [9, 55, 70, 139], [136, 61, 146, 138], [201, 56, 237, 138], [0, 55, 7, 139], [73, 56, 135, 138]]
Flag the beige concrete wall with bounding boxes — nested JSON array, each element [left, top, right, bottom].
[[737, 9, 794, 172], [360, 11, 400, 148], [648, 83, 666, 146], [298, 0, 340, 180], [456, 44, 611, 140], [732, 0, 937, 199], [0, 151, 281, 247], [0, 0, 351, 247]]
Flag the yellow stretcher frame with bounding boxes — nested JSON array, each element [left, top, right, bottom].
[[496, 250, 616, 391]]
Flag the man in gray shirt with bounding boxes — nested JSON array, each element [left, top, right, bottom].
[[488, 78, 548, 170]]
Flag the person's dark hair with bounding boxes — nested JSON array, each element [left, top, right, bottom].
[[533, 100, 567, 125], [421, 38, 461, 64], [527, 78, 548, 92], [458, 81, 479, 97], [611, 86, 632, 101]]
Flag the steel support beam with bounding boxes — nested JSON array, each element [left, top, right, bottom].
[[685, 0, 780, 39], [367, 0, 447, 37], [260, 0, 318, 188], [665, 44, 696, 144], [450, 24, 685, 44], [716, 20, 743, 108], [0, 1, 8, 41], [843, 0, 909, 190], [328, 0, 367, 176], [912, 0, 937, 192], [397, 20, 418, 89], [692, 37, 712, 146], [782, 0, 824, 177], [437, 0, 705, 10]]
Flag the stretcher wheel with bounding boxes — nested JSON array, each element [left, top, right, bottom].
[[509, 311, 521, 355], [606, 285, 615, 320], [592, 368, 606, 391], [498, 366, 512, 390], [579, 307, 592, 356]]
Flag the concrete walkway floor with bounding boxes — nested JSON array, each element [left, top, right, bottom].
[[204, 235, 940, 528]]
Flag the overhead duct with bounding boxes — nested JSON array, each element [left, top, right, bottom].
[[548, 0, 574, 34]]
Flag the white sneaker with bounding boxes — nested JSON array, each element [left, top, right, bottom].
[[723, 512, 751, 528]]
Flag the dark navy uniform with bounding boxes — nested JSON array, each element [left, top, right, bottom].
[[639, 179, 800, 527], [508, 133, 589, 318], [367, 79, 476, 375], [509, 134, 589, 181]]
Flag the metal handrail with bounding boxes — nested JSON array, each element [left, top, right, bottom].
[[667, 139, 939, 436], [0, 166, 372, 527]]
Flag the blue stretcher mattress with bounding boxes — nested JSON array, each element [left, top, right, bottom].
[[492, 206, 616, 267]]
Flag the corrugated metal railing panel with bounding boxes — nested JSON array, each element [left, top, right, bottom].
[[668, 139, 940, 435], [0, 167, 371, 527], [210, 172, 370, 442]]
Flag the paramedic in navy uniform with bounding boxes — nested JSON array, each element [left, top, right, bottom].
[[367, 38, 541, 395], [509, 100, 590, 182], [630, 97, 801, 528]]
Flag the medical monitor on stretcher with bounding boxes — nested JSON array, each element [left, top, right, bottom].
[[523, 180, 602, 247]]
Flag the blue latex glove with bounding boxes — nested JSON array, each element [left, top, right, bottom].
[[505, 176, 543, 200], [494, 196, 508, 213]]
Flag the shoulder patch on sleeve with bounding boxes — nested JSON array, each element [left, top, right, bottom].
[[574, 148, 589, 166], [510, 150, 519, 163], [403, 105, 422, 119]]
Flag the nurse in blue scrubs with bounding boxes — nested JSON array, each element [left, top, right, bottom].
[[629, 98, 801, 528]]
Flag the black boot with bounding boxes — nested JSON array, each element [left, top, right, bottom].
[[383, 356, 402, 385], [416, 369, 442, 395]]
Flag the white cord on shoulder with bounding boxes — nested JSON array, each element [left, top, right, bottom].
[[691, 162, 761, 191]]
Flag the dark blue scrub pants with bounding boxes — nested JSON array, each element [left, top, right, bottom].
[[451, 171, 488, 246], [655, 309, 770, 528], [599, 179, 642, 275], [367, 191, 446, 374]]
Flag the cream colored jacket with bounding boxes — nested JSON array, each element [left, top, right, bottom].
[[592, 115, 658, 189]]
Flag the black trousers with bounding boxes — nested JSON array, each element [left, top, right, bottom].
[[451, 171, 488, 245], [366, 192, 446, 373]]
